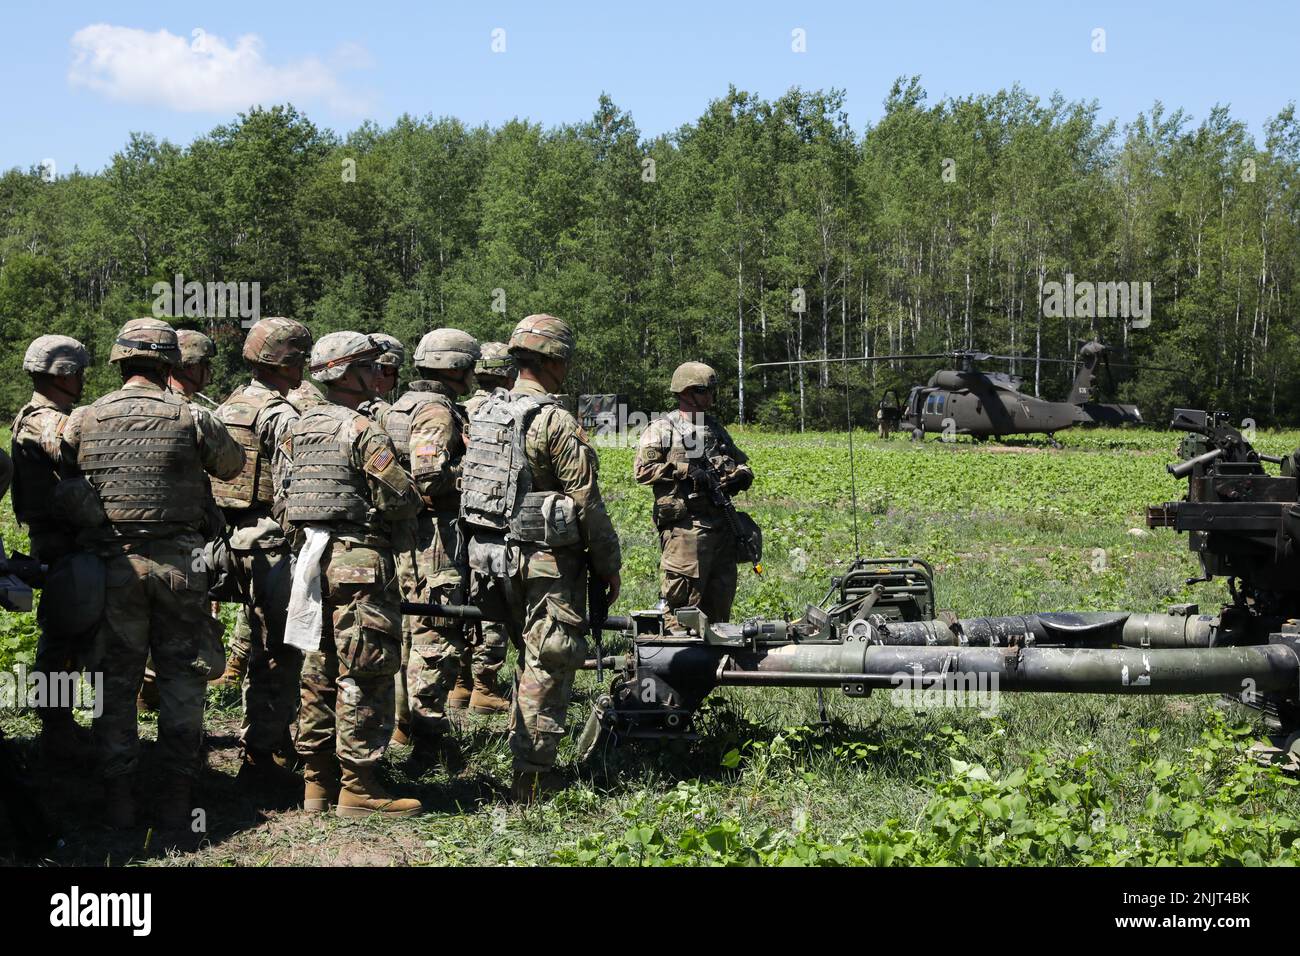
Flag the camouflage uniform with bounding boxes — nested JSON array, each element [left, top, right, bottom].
[[11, 336, 89, 738], [459, 341, 518, 700], [635, 367, 753, 626], [462, 317, 621, 778], [287, 343, 422, 781], [61, 320, 244, 800], [211, 378, 302, 756]]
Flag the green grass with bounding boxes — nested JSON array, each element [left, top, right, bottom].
[[7, 425, 1300, 865]]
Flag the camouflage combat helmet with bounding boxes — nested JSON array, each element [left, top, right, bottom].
[[414, 329, 480, 371], [110, 317, 180, 366], [22, 335, 90, 376], [670, 361, 719, 393], [475, 341, 515, 379], [176, 329, 217, 367], [508, 314, 575, 362], [310, 330, 378, 383], [372, 332, 405, 368], [242, 316, 311, 367]]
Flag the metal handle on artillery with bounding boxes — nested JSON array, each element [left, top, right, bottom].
[[1168, 447, 1222, 479], [400, 601, 632, 634]]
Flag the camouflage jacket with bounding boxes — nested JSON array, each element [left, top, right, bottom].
[[513, 378, 621, 578], [634, 409, 752, 529], [219, 379, 301, 550]]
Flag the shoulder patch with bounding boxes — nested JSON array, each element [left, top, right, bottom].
[[366, 448, 395, 473]]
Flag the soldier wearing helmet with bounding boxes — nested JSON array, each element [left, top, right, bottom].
[[206, 317, 314, 785], [452, 341, 518, 714], [358, 333, 405, 427], [635, 361, 753, 629], [285, 331, 424, 817], [460, 314, 621, 801], [379, 328, 489, 767], [11, 334, 91, 762], [60, 318, 244, 829]]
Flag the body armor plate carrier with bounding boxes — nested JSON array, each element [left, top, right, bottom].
[[211, 385, 281, 509], [383, 388, 456, 463], [285, 404, 371, 525], [76, 388, 206, 525]]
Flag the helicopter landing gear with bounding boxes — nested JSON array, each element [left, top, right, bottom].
[[911, 427, 924, 442]]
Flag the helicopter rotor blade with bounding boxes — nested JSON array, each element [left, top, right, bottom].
[[747, 353, 952, 371]]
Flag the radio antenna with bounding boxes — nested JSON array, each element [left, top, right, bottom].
[[845, 370, 861, 559]]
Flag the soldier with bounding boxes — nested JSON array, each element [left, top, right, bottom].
[[456, 341, 517, 713], [209, 318, 313, 783], [634, 362, 753, 627], [11, 334, 90, 760], [137, 329, 224, 713], [285, 331, 423, 817], [359, 332, 404, 428], [460, 315, 621, 801], [61, 318, 244, 828], [385, 329, 484, 767]]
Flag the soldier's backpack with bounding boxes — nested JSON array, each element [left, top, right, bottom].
[[460, 390, 580, 572]]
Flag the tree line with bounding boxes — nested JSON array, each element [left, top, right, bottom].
[[1, 77, 1297, 428]]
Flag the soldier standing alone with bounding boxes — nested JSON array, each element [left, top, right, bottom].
[[11, 334, 91, 760], [460, 315, 621, 801], [634, 362, 753, 627], [61, 318, 244, 828], [285, 331, 424, 816]]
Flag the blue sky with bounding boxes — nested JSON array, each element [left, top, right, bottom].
[[2, 0, 1296, 174]]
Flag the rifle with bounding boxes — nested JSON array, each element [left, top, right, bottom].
[[688, 458, 763, 574]]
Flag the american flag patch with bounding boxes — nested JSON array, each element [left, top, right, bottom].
[[367, 448, 395, 472]]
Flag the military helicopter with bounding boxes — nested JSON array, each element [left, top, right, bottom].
[[753, 341, 1158, 447]]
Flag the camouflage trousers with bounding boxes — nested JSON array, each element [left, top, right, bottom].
[[30, 532, 82, 727], [473, 545, 588, 773], [93, 535, 225, 780], [402, 511, 469, 740], [659, 522, 738, 627], [233, 547, 302, 754], [295, 540, 403, 772], [228, 610, 251, 674]]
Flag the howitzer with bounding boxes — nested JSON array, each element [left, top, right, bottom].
[[407, 412, 1300, 761]]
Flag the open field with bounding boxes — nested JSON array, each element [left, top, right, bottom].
[[5, 426, 1300, 865]]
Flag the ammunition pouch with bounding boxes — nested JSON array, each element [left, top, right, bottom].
[[42, 551, 106, 643], [468, 536, 512, 577], [653, 498, 689, 529], [510, 491, 580, 548], [50, 476, 108, 530], [733, 511, 763, 566]]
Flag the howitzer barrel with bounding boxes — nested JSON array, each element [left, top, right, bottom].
[[865, 611, 1217, 649], [730, 642, 1298, 694]]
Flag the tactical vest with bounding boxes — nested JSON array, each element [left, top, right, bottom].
[[76, 388, 206, 525], [210, 384, 281, 509], [285, 405, 372, 525], [9, 403, 64, 527], [461, 390, 556, 536], [382, 387, 458, 463]]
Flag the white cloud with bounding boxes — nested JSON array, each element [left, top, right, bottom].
[[68, 24, 371, 114]]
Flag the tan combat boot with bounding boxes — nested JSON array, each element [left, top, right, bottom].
[[390, 722, 411, 747], [104, 776, 136, 829], [155, 775, 192, 830], [510, 769, 568, 804], [211, 647, 248, 688], [337, 766, 423, 818], [447, 666, 473, 711], [468, 674, 511, 715], [302, 753, 340, 813]]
